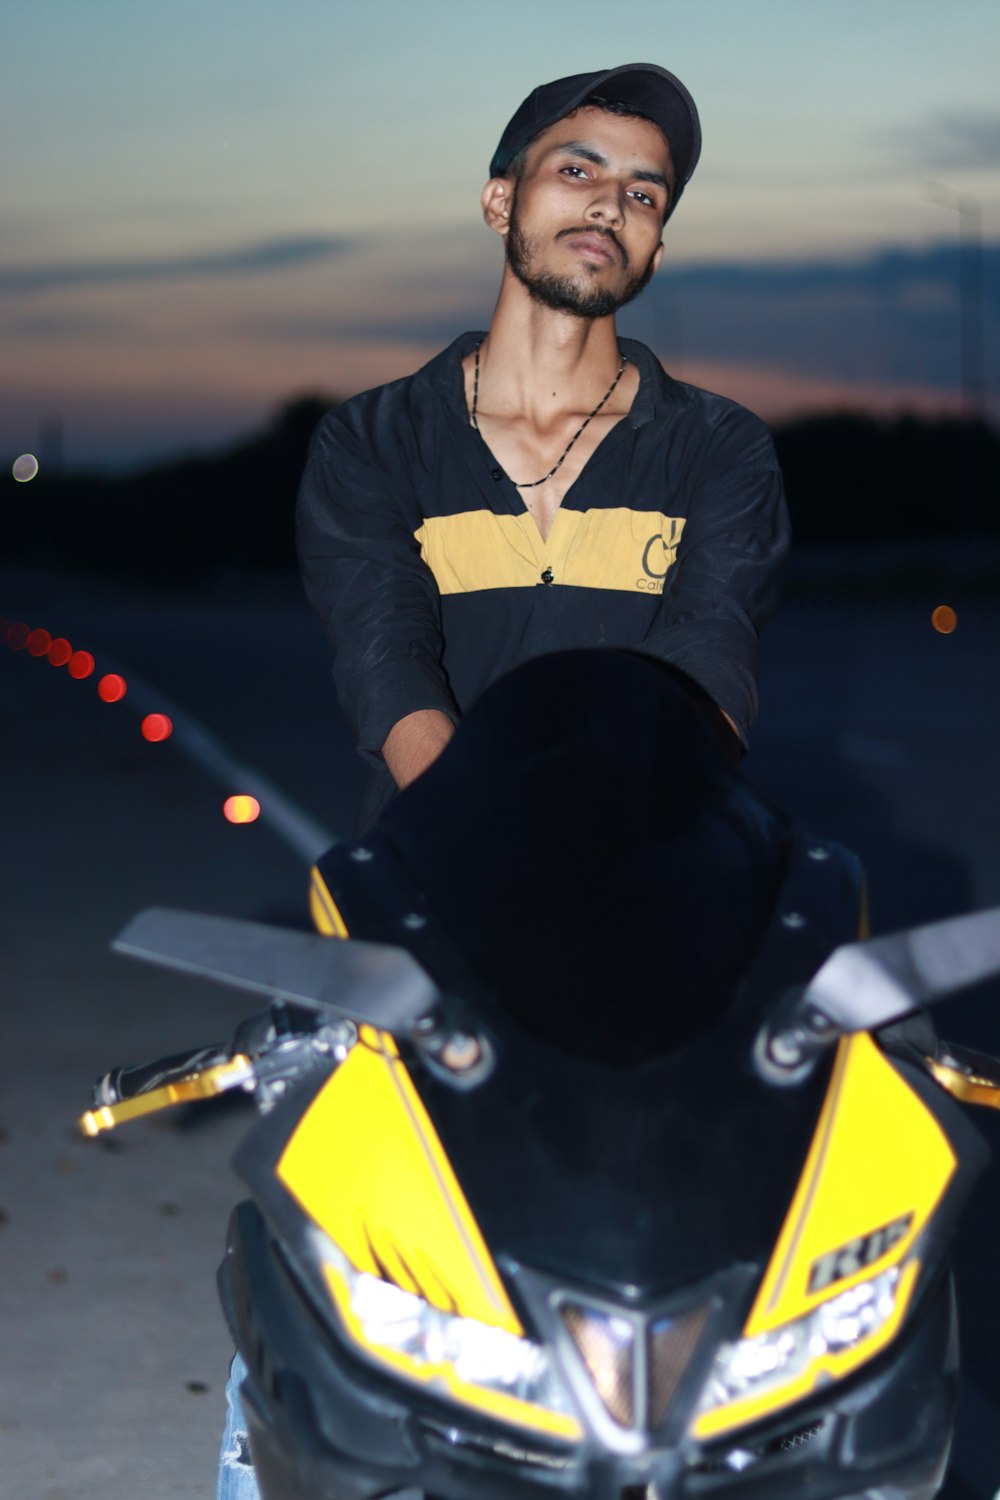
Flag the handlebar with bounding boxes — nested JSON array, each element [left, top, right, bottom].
[[79, 1001, 357, 1137]]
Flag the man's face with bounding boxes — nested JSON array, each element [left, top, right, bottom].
[[501, 107, 674, 319]]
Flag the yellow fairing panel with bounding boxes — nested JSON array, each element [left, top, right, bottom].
[[747, 1033, 955, 1332], [277, 1028, 522, 1334], [309, 867, 349, 937], [693, 1033, 956, 1440]]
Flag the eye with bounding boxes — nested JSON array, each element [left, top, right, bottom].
[[628, 188, 656, 208], [559, 164, 589, 179]]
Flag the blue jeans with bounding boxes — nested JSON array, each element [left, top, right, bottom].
[[217, 1352, 261, 1500]]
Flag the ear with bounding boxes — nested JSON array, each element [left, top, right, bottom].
[[651, 241, 665, 276], [481, 177, 512, 237]]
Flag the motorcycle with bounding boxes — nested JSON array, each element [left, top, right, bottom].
[[80, 650, 1000, 1500]]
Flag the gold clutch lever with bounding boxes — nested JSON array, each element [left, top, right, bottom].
[[79, 1055, 254, 1137]]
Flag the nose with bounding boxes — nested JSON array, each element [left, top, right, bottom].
[[585, 180, 626, 230]]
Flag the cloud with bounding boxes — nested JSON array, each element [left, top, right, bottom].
[[656, 242, 999, 300], [894, 108, 1000, 171], [624, 241, 1000, 389], [235, 239, 999, 396], [243, 307, 492, 347], [2, 310, 126, 339], [0, 235, 355, 294]]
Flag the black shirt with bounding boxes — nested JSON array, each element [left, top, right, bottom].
[[297, 332, 790, 820]]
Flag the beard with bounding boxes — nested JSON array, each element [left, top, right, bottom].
[[506, 199, 658, 318]]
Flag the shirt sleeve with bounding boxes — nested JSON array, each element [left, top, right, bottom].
[[296, 407, 460, 765], [640, 401, 790, 748]]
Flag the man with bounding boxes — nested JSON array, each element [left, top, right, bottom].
[[221, 68, 790, 1493], [297, 62, 789, 830]]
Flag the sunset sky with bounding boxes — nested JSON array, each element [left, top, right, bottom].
[[3, 0, 999, 470]]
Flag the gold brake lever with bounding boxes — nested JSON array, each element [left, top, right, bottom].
[[78, 1055, 254, 1137], [926, 1056, 1000, 1111]]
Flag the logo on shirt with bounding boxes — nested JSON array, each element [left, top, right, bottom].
[[638, 519, 685, 593]]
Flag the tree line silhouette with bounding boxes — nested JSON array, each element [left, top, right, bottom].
[[3, 398, 998, 589]]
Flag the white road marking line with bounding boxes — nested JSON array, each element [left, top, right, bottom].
[[100, 653, 338, 863]]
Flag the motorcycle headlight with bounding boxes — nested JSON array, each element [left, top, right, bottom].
[[693, 1262, 913, 1438], [315, 1233, 581, 1440]]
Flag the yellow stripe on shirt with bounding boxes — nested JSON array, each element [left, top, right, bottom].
[[414, 508, 686, 597]]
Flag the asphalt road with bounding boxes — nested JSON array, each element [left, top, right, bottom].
[[1, 568, 998, 1500]]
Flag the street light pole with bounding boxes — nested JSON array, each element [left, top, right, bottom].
[[927, 184, 985, 418]]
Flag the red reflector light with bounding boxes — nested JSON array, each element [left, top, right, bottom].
[[9, 622, 30, 650], [223, 795, 261, 824], [931, 605, 957, 635], [68, 650, 96, 679], [48, 638, 73, 666], [141, 713, 173, 743], [98, 673, 127, 703], [27, 628, 53, 657]]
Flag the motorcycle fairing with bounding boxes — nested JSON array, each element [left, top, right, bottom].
[[746, 1033, 955, 1332], [296, 829, 989, 1456], [220, 1195, 961, 1500], [276, 1024, 520, 1332], [272, 1023, 583, 1441], [311, 824, 856, 1305], [691, 1030, 957, 1439]]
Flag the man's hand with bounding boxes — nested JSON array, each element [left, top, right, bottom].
[[382, 709, 455, 790]]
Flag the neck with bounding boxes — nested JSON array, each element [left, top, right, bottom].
[[477, 267, 624, 418]]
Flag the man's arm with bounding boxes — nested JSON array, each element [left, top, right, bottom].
[[296, 407, 460, 776], [382, 709, 455, 789], [641, 400, 790, 749]]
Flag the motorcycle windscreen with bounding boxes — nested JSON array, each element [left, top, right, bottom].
[[378, 651, 791, 1065]]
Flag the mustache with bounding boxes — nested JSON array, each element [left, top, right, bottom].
[[555, 225, 628, 270]]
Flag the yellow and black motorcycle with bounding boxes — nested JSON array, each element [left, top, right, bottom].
[[81, 651, 1000, 1500]]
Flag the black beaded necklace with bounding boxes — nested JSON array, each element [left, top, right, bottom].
[[470, 340, 628, 489]]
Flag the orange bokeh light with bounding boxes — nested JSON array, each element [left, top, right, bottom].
[[47, 637, 73, 666], [931, 605, 957, 635], [223, 795, 261, 825], [97, 673, 127, 703], [27, 628, 53, 657], [9, 622, 30, 651], [68, 650, 96, 679], [141, 713, 173, 743]]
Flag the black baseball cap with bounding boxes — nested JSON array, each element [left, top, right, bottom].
[[489, 63, 701, 219]]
